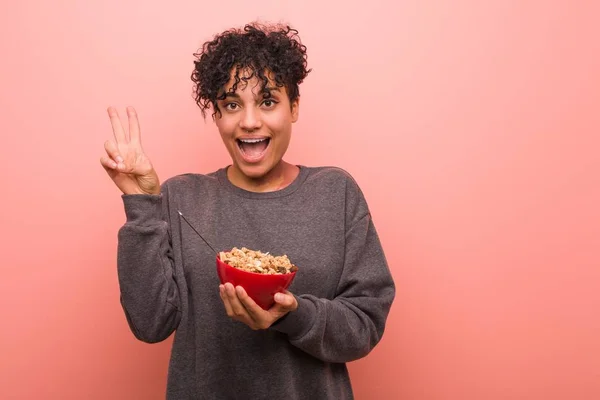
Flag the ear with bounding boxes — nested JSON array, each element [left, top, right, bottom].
[[291, 97, 300, 123], [213, 111, 222, 128]]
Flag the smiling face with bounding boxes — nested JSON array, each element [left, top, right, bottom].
[[214, 69, 300, 191]]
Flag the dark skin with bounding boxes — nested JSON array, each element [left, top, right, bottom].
[[219, 284, 297, 330]]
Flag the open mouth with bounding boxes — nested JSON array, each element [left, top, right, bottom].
[[237, 137, 271, 161]]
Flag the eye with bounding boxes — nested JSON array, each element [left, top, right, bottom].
[[225, 103, 239, 111], [261, 99, 278, 108]]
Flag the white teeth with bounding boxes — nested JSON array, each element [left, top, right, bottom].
[[239, 138, 267, 143]]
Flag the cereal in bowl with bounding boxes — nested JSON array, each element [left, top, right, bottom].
[[219, 247, 298, 274]]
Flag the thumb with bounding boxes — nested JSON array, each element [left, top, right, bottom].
[[274, 292, 296, 309]]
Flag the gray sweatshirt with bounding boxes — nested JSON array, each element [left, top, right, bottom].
[[117, 166, 396, 399]]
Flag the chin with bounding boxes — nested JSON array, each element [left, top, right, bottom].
[[236, 162, 274, 180]]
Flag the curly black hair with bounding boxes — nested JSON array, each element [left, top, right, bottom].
[[191, 22, 311, 119]]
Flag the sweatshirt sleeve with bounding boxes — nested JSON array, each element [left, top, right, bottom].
[[270, 175, 396, 363], [116, 183, 182, 343]]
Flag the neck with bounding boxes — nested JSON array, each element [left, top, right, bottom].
[[227, 161, 299, 192]]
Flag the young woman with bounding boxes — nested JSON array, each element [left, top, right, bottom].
[[100, 23, 395, 400]]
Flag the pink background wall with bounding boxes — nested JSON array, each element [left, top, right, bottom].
[[1, 1, 599, 399]]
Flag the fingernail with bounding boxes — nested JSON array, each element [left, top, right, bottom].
[[116, 156, 123, 163]]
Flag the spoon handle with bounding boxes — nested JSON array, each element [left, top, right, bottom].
[[177, 210, 218, 255]]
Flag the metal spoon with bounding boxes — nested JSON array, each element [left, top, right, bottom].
[[177, 210, 218, 255]]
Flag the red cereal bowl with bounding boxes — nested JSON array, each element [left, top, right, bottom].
[[216, 256, 297, 310]]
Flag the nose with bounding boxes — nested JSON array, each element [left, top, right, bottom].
[[239, 107, 261, 131]]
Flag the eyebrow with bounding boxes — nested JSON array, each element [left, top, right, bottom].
[[263, 87, 281, 93], [220, 86, 281, 100]]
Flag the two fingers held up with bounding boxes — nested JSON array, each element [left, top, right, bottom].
[[100, 106, 160, 196]]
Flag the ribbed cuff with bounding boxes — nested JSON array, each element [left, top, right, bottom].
[[122, 194, 164, 225], [270, 296, 317, 340]]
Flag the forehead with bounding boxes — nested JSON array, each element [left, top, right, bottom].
[[220, 67, 286, 96]]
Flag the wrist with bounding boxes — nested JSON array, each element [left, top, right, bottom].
[[125, 186, 160, 196]]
